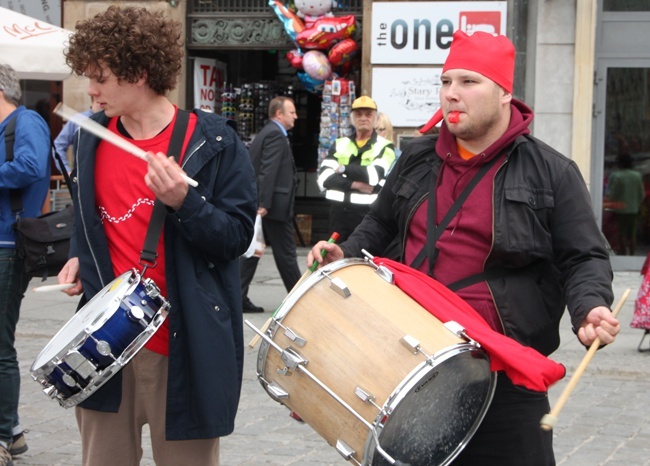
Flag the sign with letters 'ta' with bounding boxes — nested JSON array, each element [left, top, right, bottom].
[[371, 1, 507, 65]]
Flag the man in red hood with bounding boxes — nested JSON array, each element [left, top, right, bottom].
[[308, 30, 619, 465]]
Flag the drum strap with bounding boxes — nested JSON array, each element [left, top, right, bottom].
[[140, 110, 190, 269], [410, 153, 503, 289]]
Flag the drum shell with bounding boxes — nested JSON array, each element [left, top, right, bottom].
[[257, 259, 494, 465], [30, 270, 168, 407]]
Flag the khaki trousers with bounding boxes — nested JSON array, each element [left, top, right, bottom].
[[75, 349, 220, 466]]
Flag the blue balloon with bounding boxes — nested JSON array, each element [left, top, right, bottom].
[[297, 71, 325, 94]]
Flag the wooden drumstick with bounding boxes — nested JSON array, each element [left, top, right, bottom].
[[53, 103, 198, 188], [248, 232, 340, 348], [33, 283, 75, 293], [540, 288, 630, 431]]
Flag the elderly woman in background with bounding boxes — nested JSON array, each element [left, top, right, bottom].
[[375, 112, 401, 174]]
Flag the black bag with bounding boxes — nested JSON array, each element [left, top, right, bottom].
[[5, 115, 74, 280], [14, 205, 74, 279]]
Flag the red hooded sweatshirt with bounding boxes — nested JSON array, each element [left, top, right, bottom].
[[404, 99, 534, 333]]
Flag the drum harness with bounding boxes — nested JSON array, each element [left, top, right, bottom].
[[409, 152, 506, 291], [139, 110, 190, 277]]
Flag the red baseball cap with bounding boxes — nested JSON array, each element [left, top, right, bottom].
[[419, 30, 516, 134]]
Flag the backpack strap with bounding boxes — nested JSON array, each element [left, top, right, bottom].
[[4, 116, 22, 216]]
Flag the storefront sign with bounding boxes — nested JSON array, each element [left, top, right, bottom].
[[0, 0, 61, 26], [372, 67, 442, 127], [193, 57, 226, 113], [371, 1, 507, 64]]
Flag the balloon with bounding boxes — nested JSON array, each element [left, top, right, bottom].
[[294, 0, 336, 28], [286, 49, 304, 69], [297, 71, 325, 93], [296, 15, 356, 50], [268, 0, 305, 43], [302, 50, 332, 80], [328, 38, 358, 66]]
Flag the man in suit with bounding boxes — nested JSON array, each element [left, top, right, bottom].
[[240, 96, 301, 312]]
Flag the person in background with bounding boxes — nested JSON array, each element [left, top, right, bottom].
[[604, 152, 645, 255], [240, 96, 301, 313], [375, 112, 401, 175], [58, 7, 256, 465], [308, 30, 619, 465], [53, 98, 102, 174], [317, 96, 396, 242], [0, 63, 51, 466], [631, 250, 650, 351]]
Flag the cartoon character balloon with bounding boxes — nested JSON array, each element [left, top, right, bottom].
[[269, 0, 358, 92], [294, 0, 336, 28]]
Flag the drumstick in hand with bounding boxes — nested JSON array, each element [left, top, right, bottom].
[[248, 232, 339, 348], [540, 288, 630, 431], [53, 103, 198, 187], [33, 283, 75, 293]]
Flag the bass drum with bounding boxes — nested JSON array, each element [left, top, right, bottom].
[[256, 259, 495, 465]]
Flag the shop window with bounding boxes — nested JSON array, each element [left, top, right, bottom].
[[603, 0, 650, 11]]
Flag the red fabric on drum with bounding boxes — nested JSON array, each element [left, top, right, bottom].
[[372, 257, 566, 392]]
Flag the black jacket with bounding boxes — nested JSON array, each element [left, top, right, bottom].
[[249, 121, 296, 221], [342, 133, 613, 356]]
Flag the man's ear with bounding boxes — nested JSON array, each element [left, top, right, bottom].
[[502, 89, 513, 105]]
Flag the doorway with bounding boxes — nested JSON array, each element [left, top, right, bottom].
[[593, 61, 650, 270]]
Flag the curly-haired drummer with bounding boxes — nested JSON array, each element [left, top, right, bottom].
[[58, 6, 257, 465]]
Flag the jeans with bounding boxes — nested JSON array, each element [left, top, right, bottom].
[[0, 248, 29, 446]]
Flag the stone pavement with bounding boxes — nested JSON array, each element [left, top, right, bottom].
[[12, 247, 650, 466]]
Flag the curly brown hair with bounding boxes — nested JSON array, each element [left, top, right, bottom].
[[65, 6, 183, 95]]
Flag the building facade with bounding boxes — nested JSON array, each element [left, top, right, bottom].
[[59, 0, 650, 269]]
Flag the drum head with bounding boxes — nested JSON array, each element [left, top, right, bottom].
[[368, 348, 495, 466], [31, 271, 136, 371]]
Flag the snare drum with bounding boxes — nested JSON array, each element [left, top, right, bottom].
[[31, 269, 169, 408], [255, 259, 495, 466]]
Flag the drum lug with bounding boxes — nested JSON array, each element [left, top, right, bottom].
[[443, 321, 477, 345], [63, 350, 98, 381], [336, 439, 361, 465], [355, 386, 382, 410], [329, 276, 351, 298], [266, 382, 289, 399], [43, 384, 58, 398], [361, 249, 395, 284], [374, 265, 395, 284], [280, 347, 308, 371], [400, 335, 432, 359], [284, 327, 307, 346]]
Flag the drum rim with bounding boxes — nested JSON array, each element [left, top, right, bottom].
[[30, 270, 139, 372], [362, 346, 497, 466]]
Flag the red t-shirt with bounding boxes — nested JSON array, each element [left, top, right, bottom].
[[95, 109, 197, 355]]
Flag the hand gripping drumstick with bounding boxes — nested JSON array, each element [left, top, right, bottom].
[[53, 103, 198, 188], [540, 288, 630, 431], [248, 232, 340, 348]]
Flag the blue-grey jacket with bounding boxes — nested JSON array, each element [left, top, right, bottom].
[[0, 106, 51, 248], [70, 110, 257, 440]]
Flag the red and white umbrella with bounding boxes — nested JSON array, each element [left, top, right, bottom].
[[0, 6, 72, 80]]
